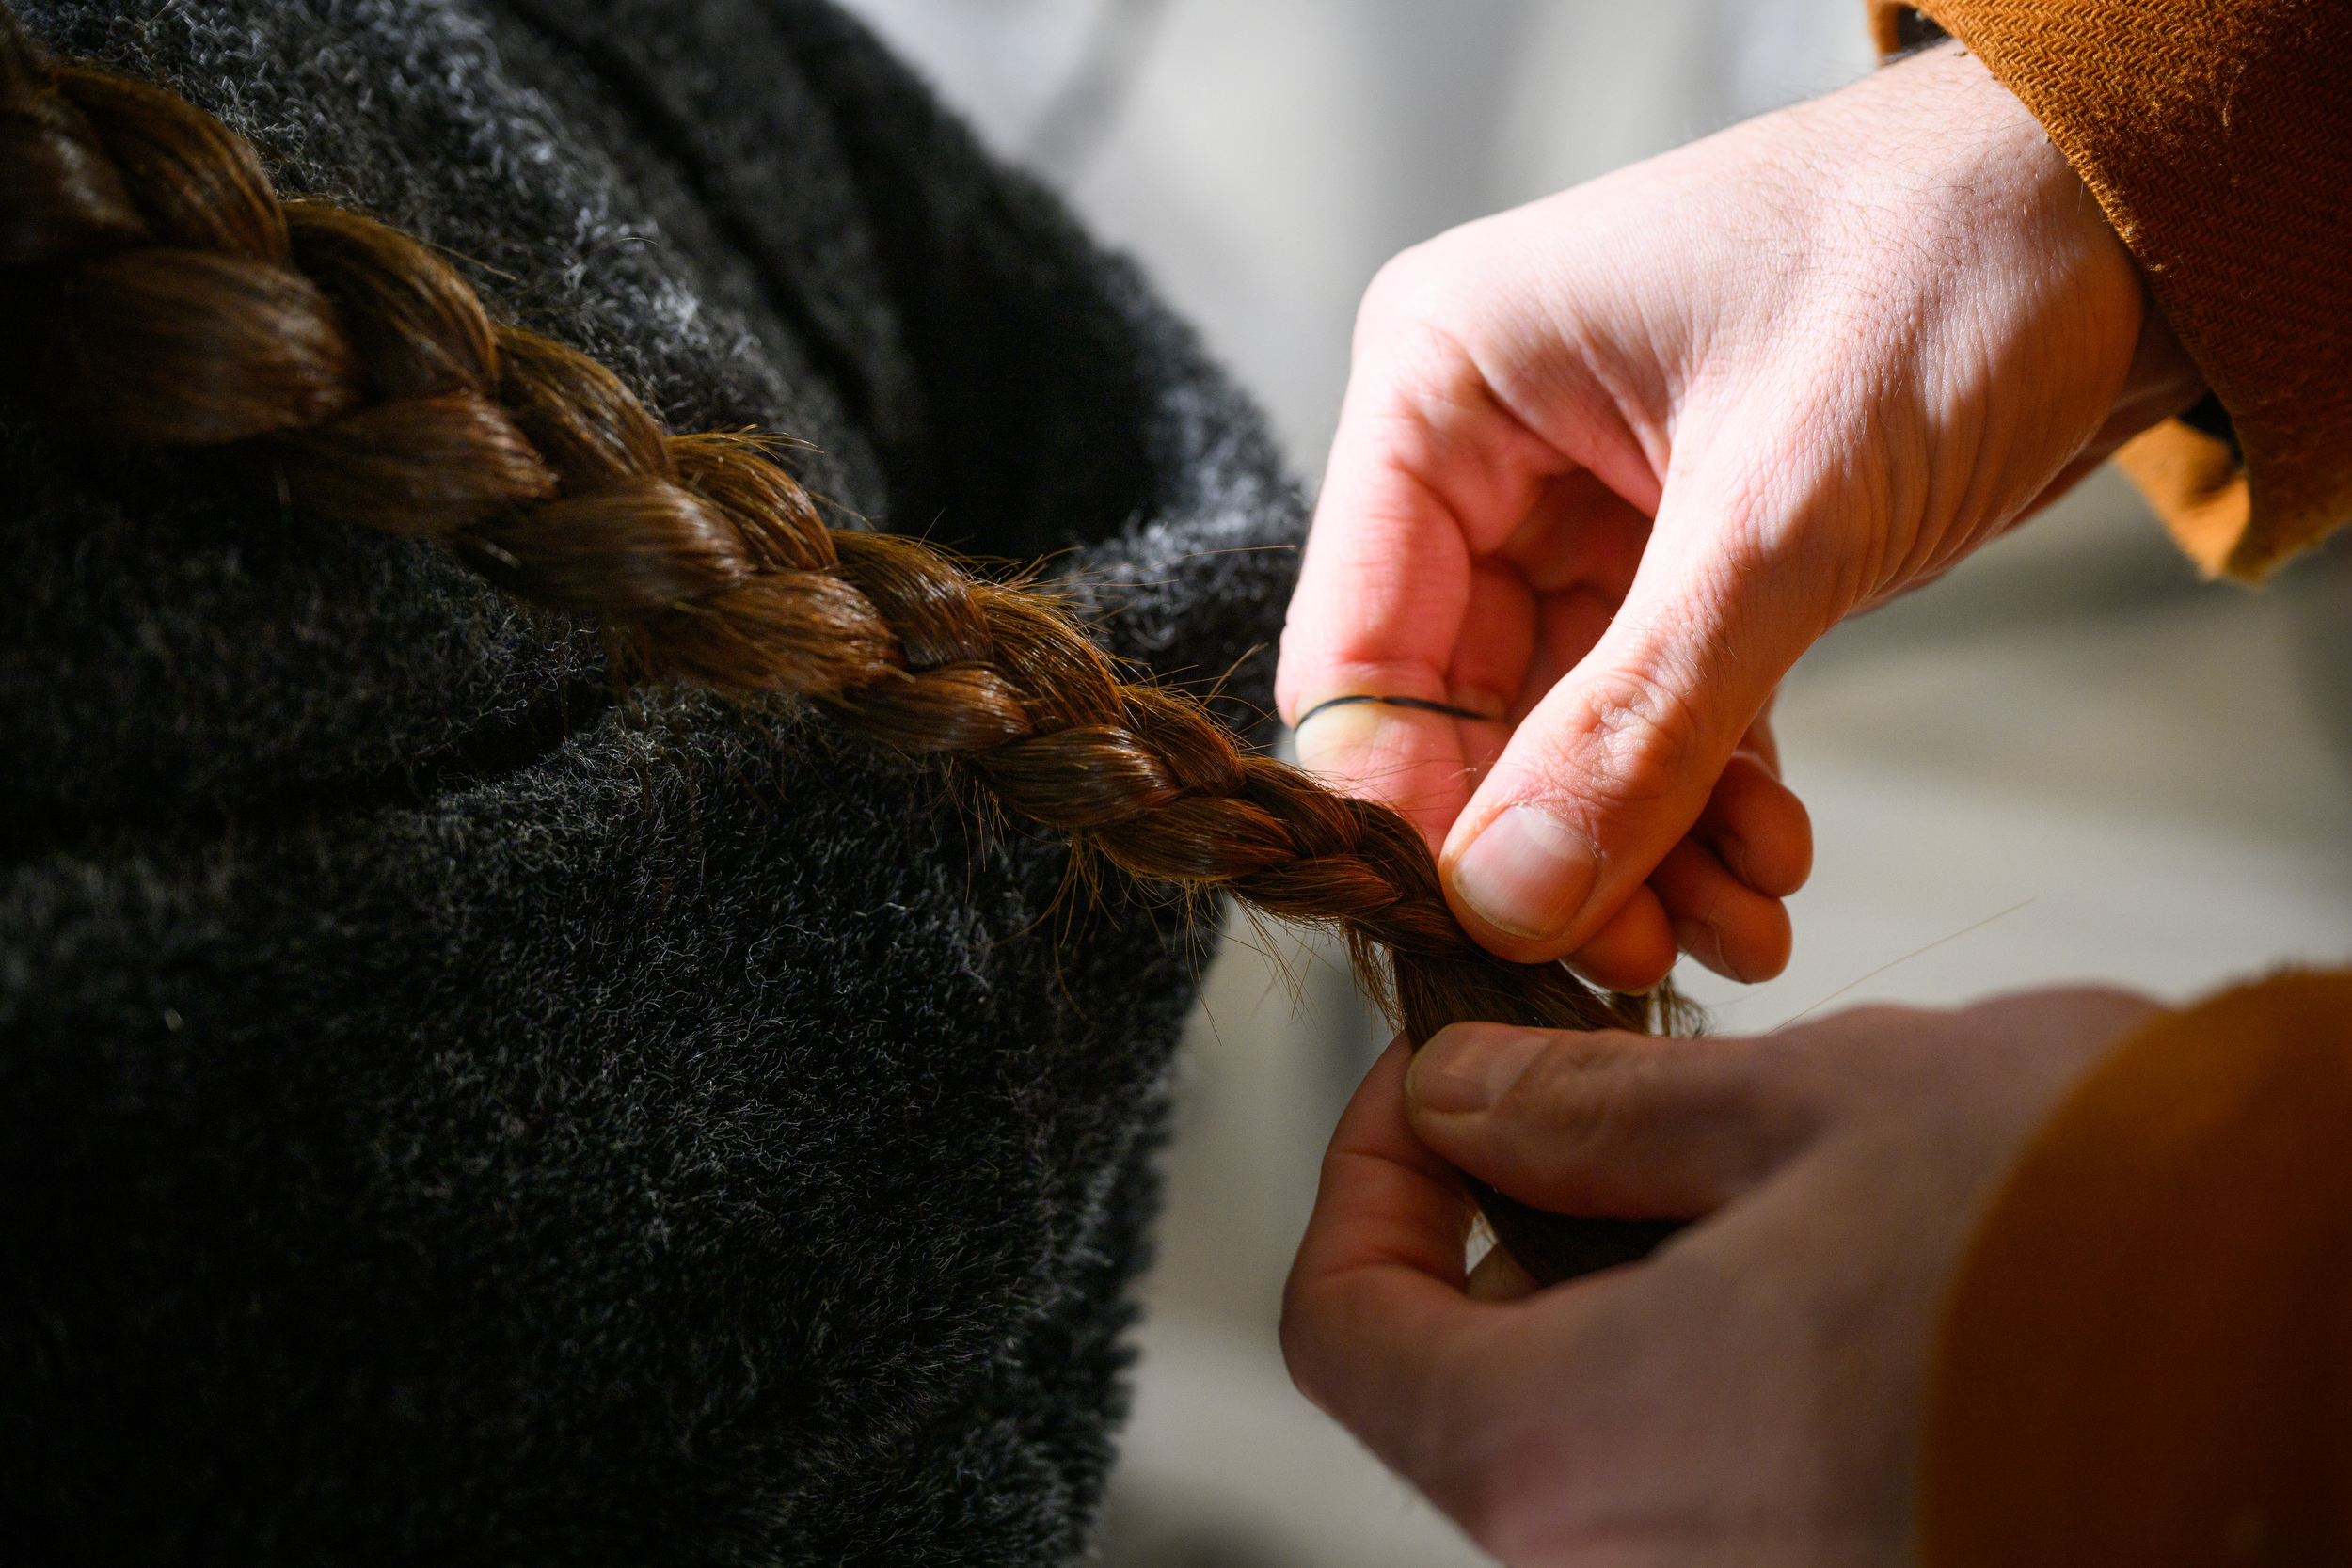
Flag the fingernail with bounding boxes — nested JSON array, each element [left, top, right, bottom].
[[1292, 702, 1393, 783], [1450, 805, 1597, 941], [1410, 1025, 1550, 1115]]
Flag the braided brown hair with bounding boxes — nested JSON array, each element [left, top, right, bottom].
[[0, 8, 1686, 1284]]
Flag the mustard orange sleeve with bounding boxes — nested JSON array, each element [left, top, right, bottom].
[[1868, 2, 2352, 579], [1922, 972, 2352, 1565]]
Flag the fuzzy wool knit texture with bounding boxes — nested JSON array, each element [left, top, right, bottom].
[[0, 1, 1306, 1560]]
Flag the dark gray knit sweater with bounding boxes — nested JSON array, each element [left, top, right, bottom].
[[0, 2, 1304, 1560]]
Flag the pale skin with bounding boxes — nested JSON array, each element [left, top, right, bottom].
[[1275, 41, 2203, 992], [1276, 36, 2212, 1565], [1283, 993, 2157, 1567]]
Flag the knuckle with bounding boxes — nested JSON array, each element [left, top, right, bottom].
[[1355, 236, 1493, 371], [1358, 240, 1451, 334], [1503, 1037, 1637, 1152], [1551, 665, 1707, 815]]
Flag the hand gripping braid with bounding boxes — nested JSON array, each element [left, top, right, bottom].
[[0, 10, 1687, 1285]]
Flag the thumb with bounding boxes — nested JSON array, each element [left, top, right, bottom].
[[1404, 1022, 1809, 1219], [1438, 512, 1822, 966]]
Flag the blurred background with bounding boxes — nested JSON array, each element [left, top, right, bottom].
[[836, 3, 2352, 1562]]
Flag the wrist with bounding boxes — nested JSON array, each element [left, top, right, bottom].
[[1807, 40, 2118, 265], [1856, 41, 2205, 458], [1776, 37, 2154, 453]]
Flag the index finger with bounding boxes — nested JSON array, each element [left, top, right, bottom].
[[1276, 338, 1575, 841]]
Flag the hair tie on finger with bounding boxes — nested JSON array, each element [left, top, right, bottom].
[[1295, 693, 1494, 728]]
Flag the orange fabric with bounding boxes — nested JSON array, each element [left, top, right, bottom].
[[1922, 972, 2352, 1565], [2114, 422, 2261, 576], [1869, 2, 2352, 579]]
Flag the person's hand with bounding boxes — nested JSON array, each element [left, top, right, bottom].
[[1275, 42, 2205, 990], [1280, 988, 2161, 1566]]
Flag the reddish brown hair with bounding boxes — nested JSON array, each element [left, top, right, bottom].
[[0, 8, 1682, 1282]]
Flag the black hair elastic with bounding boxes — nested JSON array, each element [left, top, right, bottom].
[[1295, 694, 1493, 728]]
